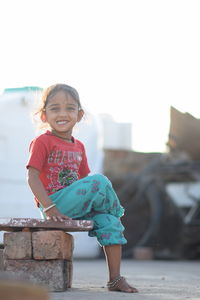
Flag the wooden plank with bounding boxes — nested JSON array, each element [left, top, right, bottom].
[[0, 218, 93, 232]]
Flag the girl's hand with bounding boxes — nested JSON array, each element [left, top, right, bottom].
[[45, 206, 72, 222]]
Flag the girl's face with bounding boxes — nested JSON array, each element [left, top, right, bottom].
[[41, 90, 83, 136]]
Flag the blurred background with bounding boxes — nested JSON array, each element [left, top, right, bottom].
[[0, 0, 200, 260]]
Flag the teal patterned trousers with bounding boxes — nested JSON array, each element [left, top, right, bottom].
[[41, 174, 127, 246]]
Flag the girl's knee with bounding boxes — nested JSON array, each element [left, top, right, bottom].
[[93, 214, 124, 230], [89, 173, 111, 186]]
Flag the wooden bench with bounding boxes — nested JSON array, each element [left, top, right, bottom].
[[0, 218, 93, 292]]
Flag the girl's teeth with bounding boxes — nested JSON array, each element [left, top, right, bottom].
[[57, 121, 67, 124]]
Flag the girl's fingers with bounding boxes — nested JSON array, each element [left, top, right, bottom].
[[46, 215, 72, 222], [52, 216, 58, 222], [46, 215, 59, 221], [62, 215, 72, 220]]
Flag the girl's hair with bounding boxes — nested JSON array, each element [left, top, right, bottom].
[[33, 83, 83, 129]]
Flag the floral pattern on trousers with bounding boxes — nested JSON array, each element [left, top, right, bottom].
[[40, 174, 127, 246]]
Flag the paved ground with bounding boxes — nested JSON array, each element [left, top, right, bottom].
[[51, 259, 200, 300]]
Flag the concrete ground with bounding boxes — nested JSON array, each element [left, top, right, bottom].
[[51, 259, 200, 300]]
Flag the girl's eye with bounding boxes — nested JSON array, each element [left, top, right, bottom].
[[47, 106, 77, 112], [66, 107, 77, 112], [50, 107, 59, 111]]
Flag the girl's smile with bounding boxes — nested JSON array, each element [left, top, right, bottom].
[[56, 120, 68, 125], [42, 90, 83, 139]]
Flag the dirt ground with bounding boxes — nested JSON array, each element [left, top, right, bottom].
[[51, 259, 200, 300]]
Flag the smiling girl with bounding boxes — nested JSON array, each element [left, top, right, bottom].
[[26, 83, 138, 293]]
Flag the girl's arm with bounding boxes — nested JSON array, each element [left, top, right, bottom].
[[27, 167, 71, 221]]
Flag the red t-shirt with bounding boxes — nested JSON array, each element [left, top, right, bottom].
[[26, 130, 90, 204]]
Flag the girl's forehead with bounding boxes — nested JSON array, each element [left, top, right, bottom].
[[46, 90, 78, 106]]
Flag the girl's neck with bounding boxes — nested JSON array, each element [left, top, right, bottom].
[[51, 130, 73, 142]]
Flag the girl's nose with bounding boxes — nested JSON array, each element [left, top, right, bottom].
[[59, 109, 68, 116]]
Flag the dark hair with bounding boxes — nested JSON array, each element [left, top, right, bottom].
[[34, 83, 83, 129], [43, 83, 82, 110]]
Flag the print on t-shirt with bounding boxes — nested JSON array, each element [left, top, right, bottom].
[[47, 150, 83, 193]]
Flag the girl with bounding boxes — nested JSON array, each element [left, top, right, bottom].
[[26, 83, 138, 293]]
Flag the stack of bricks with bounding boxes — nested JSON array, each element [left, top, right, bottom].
[[3, 230, 74, 292]]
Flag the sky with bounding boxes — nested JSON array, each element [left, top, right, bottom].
[[0, 0, 200, 152]]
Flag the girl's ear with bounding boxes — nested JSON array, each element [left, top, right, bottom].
[[41, 111, 46, 122], [77, 109, 84, 122]]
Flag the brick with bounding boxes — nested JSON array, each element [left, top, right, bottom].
[[32, 231, 74, 260], [0, 250, 3, 270], [66, 260, 73, 288], [4, 259, 72, 292], [0, 279, 49, 300], [4, 232, 32, 260]]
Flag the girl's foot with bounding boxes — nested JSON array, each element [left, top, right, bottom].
[[107, 276, 138, 293]]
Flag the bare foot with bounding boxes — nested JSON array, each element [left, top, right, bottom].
[[107, 276, 138, 293]]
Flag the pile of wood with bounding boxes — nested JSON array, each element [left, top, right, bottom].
[[167, 106, 200, 160], [116, 155, 200, 259], [103, 107, 200, 259]]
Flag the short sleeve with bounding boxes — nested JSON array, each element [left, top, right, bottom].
[[26, 138, 48, 171], [79, 143, 90, 178]]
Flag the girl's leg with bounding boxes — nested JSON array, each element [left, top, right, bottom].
[[103, 244, 138, 293], [103, 244, 121, 281], [89, 214, 138, 293], [49, 174, 124, 220], [49, 175, 138, 292]]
